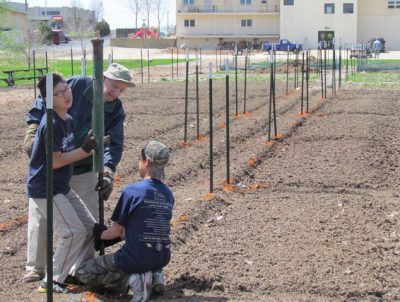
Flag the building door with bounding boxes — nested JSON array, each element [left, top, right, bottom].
[[318, 31, 334, 49]]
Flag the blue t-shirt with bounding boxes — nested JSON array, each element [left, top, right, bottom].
[[26, 76, 126, 174], [27, 112, 75, 198], [112, 179, 175, 273]]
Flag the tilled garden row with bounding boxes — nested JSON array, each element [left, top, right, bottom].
[[1, 81, 399, 301]]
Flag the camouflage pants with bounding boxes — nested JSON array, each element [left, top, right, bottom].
[[75, 253, 130, 293]]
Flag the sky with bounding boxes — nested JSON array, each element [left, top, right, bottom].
[[11, 0, 176, 29]]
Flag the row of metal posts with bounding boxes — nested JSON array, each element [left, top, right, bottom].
[[318, 45, 367, 100], [184, 48, 313, 193], [183, 47, 252, 140], [41, 43, 368, 301], [193, 46, 368, 195]]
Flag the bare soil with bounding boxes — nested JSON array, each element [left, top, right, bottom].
[[0, 74, 399, 302]]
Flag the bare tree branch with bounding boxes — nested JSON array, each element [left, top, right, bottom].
[[91, 0, 104, 22], [122, 0, 142, 30], [68, 0, 95, 59], [141, 0, 154, 30], [154, 0, 167, 34]]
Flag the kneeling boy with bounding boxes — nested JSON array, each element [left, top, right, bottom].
[[75, 140, 174, 302]]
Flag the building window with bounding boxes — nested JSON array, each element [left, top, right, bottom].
[[240, 0, 251, 4], [183, 0, 194, 5], [241, 19, 252, 27], [388, 0, 400, 8], [325, 3, 335, 14], [284, 0, 294, 5], [47, 10, 61, 15], [184, 19, 195, 27], [343, 3, 354, 13]]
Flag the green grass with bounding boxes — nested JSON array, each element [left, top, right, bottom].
[[0, 58, 185, 88], [1, 56, 399, 88], [346, 71, 400, 87]]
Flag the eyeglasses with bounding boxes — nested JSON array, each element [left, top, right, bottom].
[[53, 86, 71, 97]]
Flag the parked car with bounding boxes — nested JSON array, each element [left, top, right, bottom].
[[262, 39, 303, 53]]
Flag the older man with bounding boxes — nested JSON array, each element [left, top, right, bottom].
[[23, 63, 133, 284]]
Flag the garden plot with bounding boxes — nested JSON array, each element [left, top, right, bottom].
[[0, 79, 399, 301]]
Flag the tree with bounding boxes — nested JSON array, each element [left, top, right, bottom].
[[0, 0, 8, 15], [96, 19, 110, 37], [22, 21, 51, 68], [154, 0, 167, 36], [122, 0, 142, 30], [141, 0, 153, 30], [68, 0, 96, 60], [91, 0, 104, 22]]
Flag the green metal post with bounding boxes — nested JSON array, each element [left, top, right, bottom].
[[215, 47, 218, 72], [196, 52, 200, 138], [200, 47, 202, 73], [332, 47, 336, 96], [268, 53, 273, 141], [306, 50, 309, 112], [225, 59, 230, 184], [324, 49, 327, 99], [339, 46, 342, 89], [272, 49, 277, 138], [141, 40, 144, 83], [171, 47, 174, 80], [147, 45, 150, 83], [208, 63, 213, 193], [234, 48, 238, 116], [319, 45, 324, 98], [91, 38, 105, 255], [176, 47, 179, 78], [70, 47, 74, 76], [45, 51, 48, 73], [33, 50, 37, 98], [301, 51, 304, 114], [286, 45, 289, 95], [184, 50, 189, 142], [243, 49, 248, 113]]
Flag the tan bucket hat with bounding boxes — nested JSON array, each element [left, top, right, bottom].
[[103, 63, 135, 87]]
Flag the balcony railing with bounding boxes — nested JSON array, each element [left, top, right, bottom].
[[179, 31, 279, 37], [177, 5, 280, 13]]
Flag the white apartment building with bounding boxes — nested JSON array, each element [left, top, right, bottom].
[[176, 0, 281, 49], [176, 0, 400, 50]]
